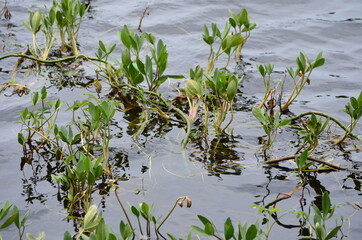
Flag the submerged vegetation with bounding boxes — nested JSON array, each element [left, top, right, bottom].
[[0, 0, 361, 239]]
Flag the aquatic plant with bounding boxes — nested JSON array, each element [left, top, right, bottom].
[[0, 201, 31, 240], [282, 52, 325, 112], [297, 113, 329, 154], [253, 53, 362, 152], [189, 215, 262, 240], [0, 3, 361, 239], [0, 193, 347, 240], [22, 0, 87, 58], [117, 25, 183, 91], [203, 8, 256, 74], [51, 152, 105, 216], [1, 8, 258, 149], [335, 91, 362, 144], [52, 0, 87, 55], [252, 106, 290, 151], [185, 67, 242, 138], [297, 191, 343, 240], [18, 86, 63, 167], [59, 193, 192, 240]]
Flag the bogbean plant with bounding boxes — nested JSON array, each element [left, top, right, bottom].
[[297, 192, 343, 240], [184, 9, 255, 138], [1, 191, 344, 240], [22, 0, 87, 58], [1, 3, 361, 240], [18, 86, 63, 165], [18, 87, 118, 216], [253, 51, 362, 153], [336, 91, 362, 144], [252, 52, 326, 152], [203, 9, 256, 74], [0, 201, 30, 240], [297, 114, 329, 154]]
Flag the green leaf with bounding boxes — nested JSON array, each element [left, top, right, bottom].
[[298, 130, 309, 137], [55, 11, 64, 26], [296, 52, 307, 73], [130, 205, 140, 217], [228, 34, 244, 48], [315, 222, 326, 240], [226, 78, 238, 102], [297, 150, 308, 169], [22, 19, 32, 32], [0, 201, 12, 220], [145, 55, 153, 81], [32, 91, 39, 106], [119, 220, 133, 240], [325, 226, 341, 240], [63, 231, 73, 240], [30, 11, 43, 34], [21, 210, 30, 228], [185, 79, 202, 98], [12, 206, 20, 229], [59, 126, 73, 144], [313, 204, 322, 225], [240, 9, 249, 26], [18, 133, 25, 145], [229, 17, 236, 28], [26, 232, 45, 240], [84, 205, 100, 230], [350, 97, 358, 109], [197, 215, 215, 235], [20, 107, 29, 121], [322, 191, 331, 217], [55, 99, 62, 110], [224, 218, 234, 240], [88, 102, 101, 122], [252, 107, 266, 125], [143, 32, 155, 44], [258, 65, 265, 78], [312, 58, 325, 69], [121, 48, 131, 66], [204, 222, 215, 236], [277, 118, 291, 128], [99, 40, 106, 52], [190, 225, 209, 236], [100, 101, 116, 122], [41, 86, 47, 100], [312, 51, 325, 68], [136, 59, 145, 75], [245, 224, 258, 240], [128, 63, 144, 85], [120, 25, 131, 49], [0, 214, 15, 230]]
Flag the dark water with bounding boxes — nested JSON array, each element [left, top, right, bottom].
[[1, 0, 362, 239]]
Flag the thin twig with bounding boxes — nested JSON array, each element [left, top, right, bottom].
[[0, 53, 110, 67], [138, 6, 150, 33], [260, 155, 362, 173]]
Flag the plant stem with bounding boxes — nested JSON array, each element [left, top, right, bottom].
[[114, 189, 134, 232], [156, 197, 184, 231], [0, 53, 110, 66], [260, 155, 362, 173]]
